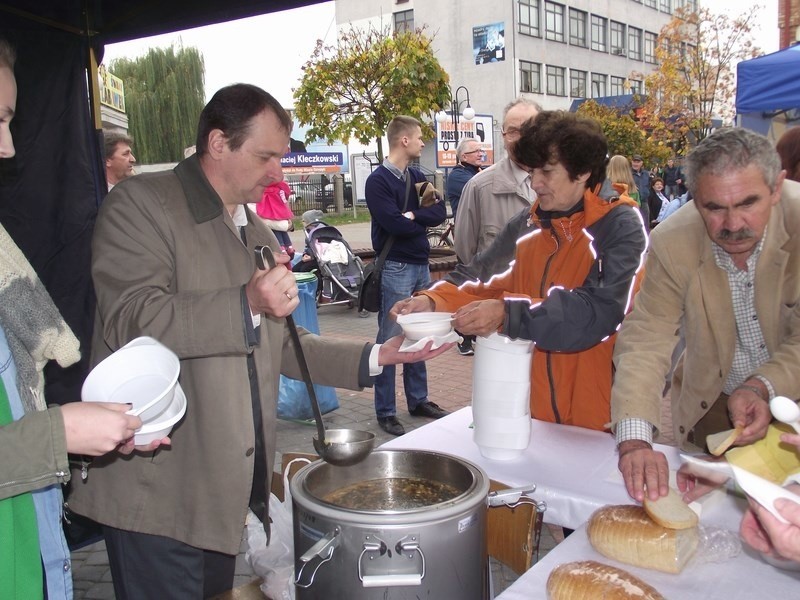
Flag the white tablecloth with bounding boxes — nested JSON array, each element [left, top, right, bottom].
[[382, 407, 674, 529], [496, 521, 800, 599], [381, 407, 800, 598]]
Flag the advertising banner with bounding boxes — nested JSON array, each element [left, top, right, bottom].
[[280, 151, 343, 175], [435, 113, 494, 169], [473, 22, 505, 65]]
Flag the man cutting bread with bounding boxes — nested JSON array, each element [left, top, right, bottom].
[[610, 127, 800, 503]]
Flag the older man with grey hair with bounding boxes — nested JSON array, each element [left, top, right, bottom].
[[449, 98, 540, 354], [610, 127, 800, 503], [453, 97, 540, 264], [445, 137, 483, 221]]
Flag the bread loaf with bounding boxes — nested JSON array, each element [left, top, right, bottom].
[[587, 505, 699, 573], [546, 560, 665, 600]]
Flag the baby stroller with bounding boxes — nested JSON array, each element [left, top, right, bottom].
[[303, 220, 365, 308]]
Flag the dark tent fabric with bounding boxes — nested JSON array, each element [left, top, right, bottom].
[[736, 45, 800, 114], [0, 17, 105, 404], [0, 0, 320, 404]]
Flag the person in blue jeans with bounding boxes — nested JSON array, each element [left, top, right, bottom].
[[366, 115, 449, 436]]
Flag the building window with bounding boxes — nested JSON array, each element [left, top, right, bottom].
[[610, 76, 627, 96], [519, 0, 541, 37], [545, 2, 565, 43], [628, 26, 643, 60], [520, 60, 542, 93], [591, 15, 607, 52], [610, 21, 626, 56], [644, 31, 658, 63], [570, 69, 587, 97], [660, 0, 672, 12], [644, 0, 658, 8], [569, 8, 588, 47], [546, 65, 566, 96], [394, 9, 414, 33], [629, 79, 643, 94], [591, 73, 607, 98]]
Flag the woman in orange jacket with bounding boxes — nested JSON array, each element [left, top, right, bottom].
[[393, 111, 647, 431]]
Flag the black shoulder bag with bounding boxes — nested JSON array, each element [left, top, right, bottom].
[[358, 174, 412, 312]]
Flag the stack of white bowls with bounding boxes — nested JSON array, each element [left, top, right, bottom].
[[472, 332, 533, 460], [81, 337, 184, 444]]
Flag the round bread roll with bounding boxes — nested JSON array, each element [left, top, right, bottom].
[[587, 505, 699, 574], [546, 560, 665, 600]]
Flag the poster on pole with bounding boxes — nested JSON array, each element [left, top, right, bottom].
[[351, 152, 379, 204], [434, 113, 494, 169]]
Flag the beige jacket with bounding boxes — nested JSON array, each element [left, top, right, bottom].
[[69, 156, 368, 555], [454, 157, 531, 263], [611, 179, 800, 448]]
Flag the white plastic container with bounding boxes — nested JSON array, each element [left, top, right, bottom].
[[472, 333, 533, 460]]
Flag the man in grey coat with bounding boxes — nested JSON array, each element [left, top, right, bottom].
[[454, 98, 540, 264], [452, 97, 540, 354], [69, 84, 450, 598]]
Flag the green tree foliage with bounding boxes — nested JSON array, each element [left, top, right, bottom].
[[293, 24, 451, 161], [109, 45, 205, 164], [576, 100, 670, 167], [635, 6, 760, 153]]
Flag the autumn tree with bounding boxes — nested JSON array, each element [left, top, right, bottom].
[[109, 45, 205, 164], [293, 24, 451, 161], [635, 6, 761, 153], [576, 100, 670, 167]]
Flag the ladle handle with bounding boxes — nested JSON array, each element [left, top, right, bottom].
[[255, 246, 327, 444]]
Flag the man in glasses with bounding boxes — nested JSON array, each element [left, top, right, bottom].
[[453, 98, 540, 264], [452, 98, 540, 354], [446, 138, 483, 222]]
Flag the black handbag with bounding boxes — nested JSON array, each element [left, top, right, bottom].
[[358, 174, 412, 313]]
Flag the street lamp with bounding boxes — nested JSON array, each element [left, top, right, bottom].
[[435, 85, 475, 150]]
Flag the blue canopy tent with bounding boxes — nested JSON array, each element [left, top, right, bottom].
[[736, 45, 800, 138]]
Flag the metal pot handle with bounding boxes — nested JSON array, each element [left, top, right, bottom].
[[488, 485, 547, 512], [358, 535, 426, 587], [295, 529, 340, 589]]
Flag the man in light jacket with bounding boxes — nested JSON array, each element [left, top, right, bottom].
[[453, 98, 540, 264], [611, 128, 800, 504]]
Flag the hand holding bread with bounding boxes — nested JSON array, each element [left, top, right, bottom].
[[617, 440, 670, 502]]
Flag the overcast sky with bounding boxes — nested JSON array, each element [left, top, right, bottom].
[[102, 2, 338, 106], [102, 1, 779, 110]]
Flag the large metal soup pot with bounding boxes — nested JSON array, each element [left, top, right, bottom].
[[290, 449, 490, 600]]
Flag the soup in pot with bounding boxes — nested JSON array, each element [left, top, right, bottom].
[[322, 477, 461, 510]]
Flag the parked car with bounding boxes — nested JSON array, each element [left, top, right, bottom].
[[315, 174, 353, 212]]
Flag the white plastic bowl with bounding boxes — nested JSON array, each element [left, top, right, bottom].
[[133, 382, 187, 445], [81, 336, 180, 422], [396, 312, 454, 341]]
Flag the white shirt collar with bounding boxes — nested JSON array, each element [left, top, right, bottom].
[[232, 204, 249, 228]]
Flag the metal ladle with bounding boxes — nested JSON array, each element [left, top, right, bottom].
[[255, 246, 375, 466]]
